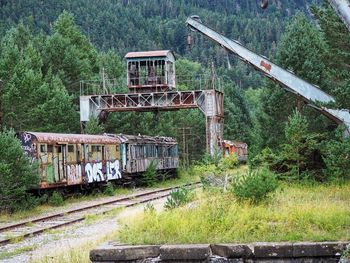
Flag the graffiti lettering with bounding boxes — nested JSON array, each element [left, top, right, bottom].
[[66, 164, 82, 185], [86, 160, 122, 183], [107, 160, 122, 180], [23, 133, 32, 143]]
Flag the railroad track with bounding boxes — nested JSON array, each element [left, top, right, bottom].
[[0, 182, 199, 246]]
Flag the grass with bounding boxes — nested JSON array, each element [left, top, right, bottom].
[[117, 181, 350, 244], [0, 244, 38, 260], [30, 231, 119, 263], [0, 168, 197, 223]]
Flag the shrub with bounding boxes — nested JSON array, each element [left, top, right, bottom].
[[231, 168, 279, 204], [0, 129, 39, 213], [141, 161, 157, 186], [104, 182, 114, 196], [200, 147, 222, 167], [48, 191, 64, 206], [164, 187, 192, 210], [218, 154, 239, 170]]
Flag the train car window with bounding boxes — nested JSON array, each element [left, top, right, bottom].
[[40, 144, 46, 153], [47, 145, 53, 153], [68, 145, 75, 153], [116, 145, 119, 152], [76, 148, 81, 163], [92, 145, 101, 152], [102, 146, 105, 160]]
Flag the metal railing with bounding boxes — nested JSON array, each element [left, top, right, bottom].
[[80, 74, 224, 96]]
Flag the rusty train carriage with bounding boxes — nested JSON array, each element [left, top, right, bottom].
[[17, 132, 179, 190], [106, 134, 179, 175], [223, 140, 248, 163], [17, 132, 122, 189]]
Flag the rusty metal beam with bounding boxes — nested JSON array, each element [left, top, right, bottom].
[[80, 90, 224, 156]]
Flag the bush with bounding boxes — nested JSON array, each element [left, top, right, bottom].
[[200, 147, 222, 167], [218, 154, 239, 170], [231, 168, 279, 204], [48, 191, 64, 206], [104, 182, 114, 196], [0, 129, 39, 213], [164, 187, 192, 210], [141, 161, 157, 186]]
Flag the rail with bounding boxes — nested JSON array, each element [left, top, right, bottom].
[[0, 182, 200, 246]]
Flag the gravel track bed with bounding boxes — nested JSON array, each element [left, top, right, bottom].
[[0, 196, 167, 263]]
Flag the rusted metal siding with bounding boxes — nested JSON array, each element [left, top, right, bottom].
[[106, 133, 179, 174]]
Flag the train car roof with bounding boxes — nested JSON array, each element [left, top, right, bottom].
[[19, 132, 121, 144], [124, 50, 175, 60], [223, 140, 248, 148], [105, 133, 177, 145]]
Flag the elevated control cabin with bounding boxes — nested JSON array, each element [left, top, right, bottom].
[[125, 50, 176, 93]]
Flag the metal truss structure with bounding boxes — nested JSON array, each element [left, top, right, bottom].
[[80, 89, 224, 155]]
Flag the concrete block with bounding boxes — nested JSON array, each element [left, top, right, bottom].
[[293, 242, 348, 257], [254, 242, 293, 258], [160, 244, 210, 260], [211, 244, 253, 258], [90, 244, 160, 262]]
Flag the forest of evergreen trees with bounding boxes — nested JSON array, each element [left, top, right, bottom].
[[0, 0, 349, 180]]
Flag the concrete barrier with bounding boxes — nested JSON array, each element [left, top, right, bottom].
[[90, 241, 349, 262]]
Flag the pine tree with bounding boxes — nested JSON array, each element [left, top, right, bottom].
[[0, 129, 39, 212]]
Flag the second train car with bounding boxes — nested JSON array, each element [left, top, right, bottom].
[[17, 132, 179, 190]]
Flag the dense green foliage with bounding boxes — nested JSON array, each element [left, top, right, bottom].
[[322, 130, 350, 181], [0, 129, 39, 212], [251, 4, 350, 181], [48, 191, 64, 206]]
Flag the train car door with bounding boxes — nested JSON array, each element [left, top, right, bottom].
[[120, 143, 127, 171], [53, 144, 67, 182]]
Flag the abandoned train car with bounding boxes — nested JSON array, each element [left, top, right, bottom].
[[17, 132, 179, 190], [223, 140, 248, 162], [105, 134, 179, 176]]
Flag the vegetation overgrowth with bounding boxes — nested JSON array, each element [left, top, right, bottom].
[[0, 167, 198, 223], [118, 180, 350, 244]]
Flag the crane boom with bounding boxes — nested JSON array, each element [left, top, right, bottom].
[[186, 16, 350, 134], [328, 0, 350, 32]]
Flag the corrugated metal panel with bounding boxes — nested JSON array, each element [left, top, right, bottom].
[[125, 50, 173, 59], [22, 132, 120, 144]]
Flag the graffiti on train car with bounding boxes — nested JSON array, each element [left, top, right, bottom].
[[66, 164, 82, 185], [86, 160, 121, 183]]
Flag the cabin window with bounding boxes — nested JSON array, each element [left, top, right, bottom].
[[40, 144, 46, 153], [47, 145, 53, 153], [68, 145, 75, 153], [116, 145, 119, 152], [92, 145, 101, 152]]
